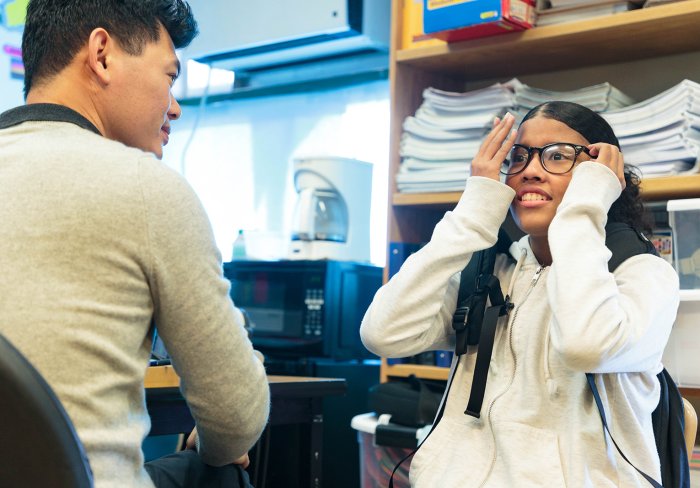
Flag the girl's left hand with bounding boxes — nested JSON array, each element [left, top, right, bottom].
[[586, 143, 626, 190]]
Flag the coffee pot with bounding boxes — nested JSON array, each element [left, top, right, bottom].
[[288, 156, 372, 262]]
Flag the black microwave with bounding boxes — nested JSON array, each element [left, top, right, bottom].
[[222, 260, 382, 360]]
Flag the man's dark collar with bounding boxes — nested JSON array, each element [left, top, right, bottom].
[[0, 103, 102, 135]]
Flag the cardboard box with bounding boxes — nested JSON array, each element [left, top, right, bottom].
[[401, 0, 446, 50], [424, 0, 536, 43]]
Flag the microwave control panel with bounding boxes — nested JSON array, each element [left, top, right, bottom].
[[303, 288, 325, 337]]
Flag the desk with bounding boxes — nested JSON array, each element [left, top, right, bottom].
[[145, 366, 347, 488]]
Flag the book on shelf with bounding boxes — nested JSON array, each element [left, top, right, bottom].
[[535, 0, 644, 26], [388, 242, 425, 279], [642, 0, 690, 7], [540, 0, 639, 7]]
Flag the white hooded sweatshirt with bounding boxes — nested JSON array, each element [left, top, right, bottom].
[[360, 162, 679, 487]]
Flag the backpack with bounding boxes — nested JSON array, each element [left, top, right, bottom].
[[451, 221, 689, 488]]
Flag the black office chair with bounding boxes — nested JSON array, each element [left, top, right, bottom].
[[0, 333, 93, 487]]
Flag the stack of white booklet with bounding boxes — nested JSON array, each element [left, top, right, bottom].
[[398, 79, 635, 193], [535, 1, 642, 27], [602, 79, 700, 177], [515, 82, 634, 114], [397, 81, 518, 193]]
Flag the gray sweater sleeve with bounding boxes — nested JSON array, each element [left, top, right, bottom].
[[137, 157, 270, 465]]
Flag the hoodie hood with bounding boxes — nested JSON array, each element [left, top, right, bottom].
[[508, 234, 541, 267]]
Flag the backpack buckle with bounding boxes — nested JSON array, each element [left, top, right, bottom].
[[452, 306, 470, 333]]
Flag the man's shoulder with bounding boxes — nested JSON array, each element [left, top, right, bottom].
[[18, 120, 149, 163]]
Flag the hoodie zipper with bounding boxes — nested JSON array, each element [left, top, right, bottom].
[[478, 265, 545, 487]]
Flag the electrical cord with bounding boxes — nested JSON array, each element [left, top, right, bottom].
[[179, 63, 213, 177]]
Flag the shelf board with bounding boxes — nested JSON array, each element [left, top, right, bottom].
[[396, 1, 700, 80], [640, 174, 700, 201], [384, 363, 449, 381], [392, 191, 462, 207], [392, 174, 700, 207]]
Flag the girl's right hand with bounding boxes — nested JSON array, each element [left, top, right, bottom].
[[470, 112, 517, 182]]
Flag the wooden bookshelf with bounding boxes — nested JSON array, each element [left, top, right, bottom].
[[381, 363, 450, 383], [396, 1, 700, 80], [391, 174, 700, 208], [382, 0, 700, 384]]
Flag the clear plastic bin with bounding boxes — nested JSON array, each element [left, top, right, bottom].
[[351, 413, 415, 488], [662, 290, 700, 387], [667, 199, 700, 290]]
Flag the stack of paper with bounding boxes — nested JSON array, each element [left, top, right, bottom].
[[398, 79, 636, 193], [545, 0, 633, 7], [602, 79, 700, 177], [515, 82, 635, 115], [397, 81, 519, 193], [536, 1, 643, 26]]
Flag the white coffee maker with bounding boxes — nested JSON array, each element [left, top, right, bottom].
[[288, 156, 372, 262]]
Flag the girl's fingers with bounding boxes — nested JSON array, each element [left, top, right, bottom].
[[482, 113, 515, 157], [618, 151, 626, 190], [480, 116, 507, 151], [587, 143, 626, 190], [471, 115, 517, 181], [494, 128, 517, 160]]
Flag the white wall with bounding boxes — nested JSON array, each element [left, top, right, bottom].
[[0, 15, 390, 266], [0, 21, 25, 112], [162, 79, 390, 265]]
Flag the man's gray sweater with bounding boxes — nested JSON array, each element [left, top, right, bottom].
[[0, 109, 269, 487]]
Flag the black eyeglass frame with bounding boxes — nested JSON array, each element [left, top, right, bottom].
[[501, 142, 593, 176]]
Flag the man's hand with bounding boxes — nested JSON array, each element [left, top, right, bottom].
[[234, 453, 250, 469], [185, 427, 250, 468], [186, 427, 197, 450]]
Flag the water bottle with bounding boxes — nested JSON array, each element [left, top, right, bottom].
[[232, 229, 247, 260]]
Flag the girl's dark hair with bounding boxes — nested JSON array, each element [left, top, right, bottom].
[[521, 101, 651, 233], [22, 0, 199, 98]]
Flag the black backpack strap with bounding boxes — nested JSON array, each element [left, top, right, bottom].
[[586, 223, 665, 487], [452, 229, 513, 418], [605, 221, 658, 271], [587, 374, 662, 487], [654, 369, 690, 488], [452, 248, 494, 355], [452, 228, 514, 354], [464, 275, 512, 418]]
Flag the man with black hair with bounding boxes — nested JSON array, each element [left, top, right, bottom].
[[0, 1, 269, 487]]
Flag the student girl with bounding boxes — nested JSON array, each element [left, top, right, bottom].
[[360, 101, 679, 487]]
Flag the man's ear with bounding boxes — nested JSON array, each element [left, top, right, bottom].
[[87, 28, 113, 85]]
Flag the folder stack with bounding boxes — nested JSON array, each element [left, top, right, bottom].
[[397, 79, 636, 193], [603, 79, 700, 177]]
